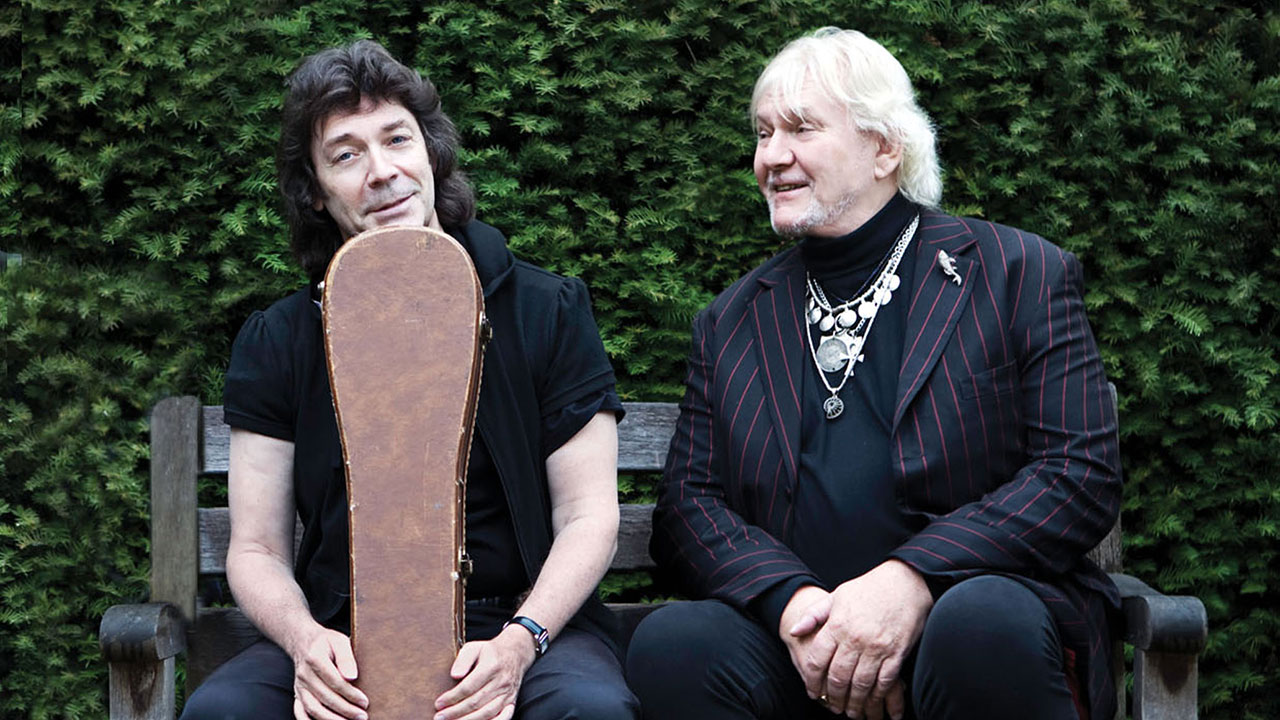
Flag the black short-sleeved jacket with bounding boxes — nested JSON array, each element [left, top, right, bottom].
[[224, 220, 621, 647]]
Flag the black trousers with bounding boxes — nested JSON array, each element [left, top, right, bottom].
[[181, 605, 639, 720], [625, 575, 1080, 720]]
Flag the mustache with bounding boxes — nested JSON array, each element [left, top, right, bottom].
[[361, 180, 422, 213]]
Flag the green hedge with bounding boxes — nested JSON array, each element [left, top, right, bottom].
[[6, 0, 1277, 716]]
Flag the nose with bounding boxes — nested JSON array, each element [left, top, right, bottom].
[[366, 146, 398, 186], [756, 132, 795, 170]]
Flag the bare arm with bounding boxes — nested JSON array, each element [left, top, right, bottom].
[[436, 411, 620, 720], [226, 428, 368, 720]]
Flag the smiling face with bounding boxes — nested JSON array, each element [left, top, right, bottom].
[[310, 99, 443, 239], [753, 84, 901, 238]]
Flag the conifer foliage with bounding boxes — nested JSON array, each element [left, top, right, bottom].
[[6, 1, 1278, 716]]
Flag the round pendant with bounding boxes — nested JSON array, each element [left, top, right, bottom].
[[875, 287, 892, 305], [809, 307, 821, 324], [816, 336, 850, 372], [836, 308, 858, 328], [818, 315, 835, 332], [887, 274, 901, 291], [823, 395, 844, 419], [858, 300, 877, 319]]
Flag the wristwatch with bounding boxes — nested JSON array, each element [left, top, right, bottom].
[[504, 615, 550, 657]]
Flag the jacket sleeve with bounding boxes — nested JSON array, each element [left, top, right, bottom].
[[889, 247, 1122, 584], [651, 307, 821, 616]]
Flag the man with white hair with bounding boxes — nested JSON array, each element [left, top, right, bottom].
[[627, 28, 1121, 720]]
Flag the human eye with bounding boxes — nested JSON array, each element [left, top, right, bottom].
[[389, 134, 410, 146], [330, 148, 356, 165]]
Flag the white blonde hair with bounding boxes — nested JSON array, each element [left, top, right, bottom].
[[750, 27, 942, 207]]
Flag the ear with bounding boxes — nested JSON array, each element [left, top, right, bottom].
[[873, 135, 903, 180], [312, 195, 325, 212]]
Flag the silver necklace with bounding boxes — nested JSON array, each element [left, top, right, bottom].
[[805, 214, 918, 420]]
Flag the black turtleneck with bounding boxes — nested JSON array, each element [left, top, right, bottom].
[[751, 192, 924, 632]]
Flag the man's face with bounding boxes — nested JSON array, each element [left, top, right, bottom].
[[310, 99, 442, 239], [753, 84, 899, 238]]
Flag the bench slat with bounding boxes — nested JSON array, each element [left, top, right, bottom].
[[198, 504, 658, 575], [201, 402, 678, 474]]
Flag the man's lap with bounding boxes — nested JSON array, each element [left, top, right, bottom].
[[180, 625, 637, 720], [625, 575, 1076, 720]]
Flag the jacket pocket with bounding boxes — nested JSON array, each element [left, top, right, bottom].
[[961, 361, 1018, 400]]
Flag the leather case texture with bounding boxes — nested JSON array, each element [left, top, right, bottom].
[[323, 226, 485, 715]]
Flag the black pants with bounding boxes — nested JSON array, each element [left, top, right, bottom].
[[625, 576, 1079, 720], [181, 605, 639, 720]]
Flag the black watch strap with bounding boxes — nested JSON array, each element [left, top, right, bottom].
[[504, 615, 549, 656]]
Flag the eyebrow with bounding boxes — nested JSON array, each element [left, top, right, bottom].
[[321, 119, 414, 151]]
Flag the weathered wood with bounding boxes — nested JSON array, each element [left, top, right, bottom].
[[197, 508, 303, 575], [201, 400, 680, 475], [150, 397, 201, 623], [1088, 518, 1123, 574], [200, 506, 649, 573], [615, 503, 656, 570], [1088, 383, 1124, 575], [108, 657, 175, 720], [185, 607, 263, 693], [100, 603, 185, 662], [1114, 573, 1209, 654], [1134, 650, 1198, 720], [110, 391, 1209, 720], [617, 402, 680, 472], [200, 406, 230, 475]]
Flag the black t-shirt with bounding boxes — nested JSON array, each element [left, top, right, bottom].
[[223, 250, 621, 631], [750, 193, 922, 631]]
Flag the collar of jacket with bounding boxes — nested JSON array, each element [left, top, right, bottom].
[[446, 219, 515, 298]]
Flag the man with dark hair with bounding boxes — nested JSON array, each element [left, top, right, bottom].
[[181, 40, 639, 720], [626, 28, 1121, 720]]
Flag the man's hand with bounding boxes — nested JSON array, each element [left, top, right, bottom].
[[787, 560, 933, 720], [288, 626, 369, 720], [779, 585, 833, 691], [433, 624, 538, 720]]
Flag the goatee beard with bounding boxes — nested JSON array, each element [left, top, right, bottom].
[[768, 191, 856, 238]]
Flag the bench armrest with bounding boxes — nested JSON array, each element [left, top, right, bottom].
[[1110, 572, 1208, 654], [100, 602, 187, 663]]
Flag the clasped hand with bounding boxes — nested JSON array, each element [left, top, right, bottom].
[[288, 625, 535, 720], [779, 560, 934, 720]]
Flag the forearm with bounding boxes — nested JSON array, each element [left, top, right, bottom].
[[511, 513, 617, 639], [227, 544, 328, 658]]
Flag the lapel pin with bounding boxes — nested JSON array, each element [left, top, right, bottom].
[[937, 250, 962, 286]]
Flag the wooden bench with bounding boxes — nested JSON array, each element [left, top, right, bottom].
[[101, 396, 1207, 719]]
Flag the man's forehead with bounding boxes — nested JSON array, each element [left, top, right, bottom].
[[755, 88, 842, 127], [314, 99, 414, 143]]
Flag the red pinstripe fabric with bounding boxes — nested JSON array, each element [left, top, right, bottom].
[[651, 211, 1120, 720]]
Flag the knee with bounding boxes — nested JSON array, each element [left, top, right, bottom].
[[529, 683, 639, 720], [626, 600, 741, 685], [179, 684, 262, 720], [921, 575, 1057, 661], [178, 641, 292, 720]]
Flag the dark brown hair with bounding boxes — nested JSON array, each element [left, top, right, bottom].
[[278, 40, 475, 277]]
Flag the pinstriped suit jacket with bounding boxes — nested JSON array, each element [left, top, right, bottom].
[[652, 210, 1122, 719]]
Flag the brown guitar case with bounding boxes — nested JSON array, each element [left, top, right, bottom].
[[322, 226, 486, 716]]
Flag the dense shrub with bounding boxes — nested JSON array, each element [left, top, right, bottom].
[[6, 0, 1277, 716]]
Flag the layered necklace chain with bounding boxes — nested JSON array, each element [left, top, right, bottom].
[[805, 214, 918, 420]]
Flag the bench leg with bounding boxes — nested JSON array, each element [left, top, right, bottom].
[[1134, 649, 1197, 720], [108, 656, 176, 720]]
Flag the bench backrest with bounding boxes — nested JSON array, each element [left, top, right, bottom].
[[151, 399, 681, 603], [150, 393, 1120, 689]]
